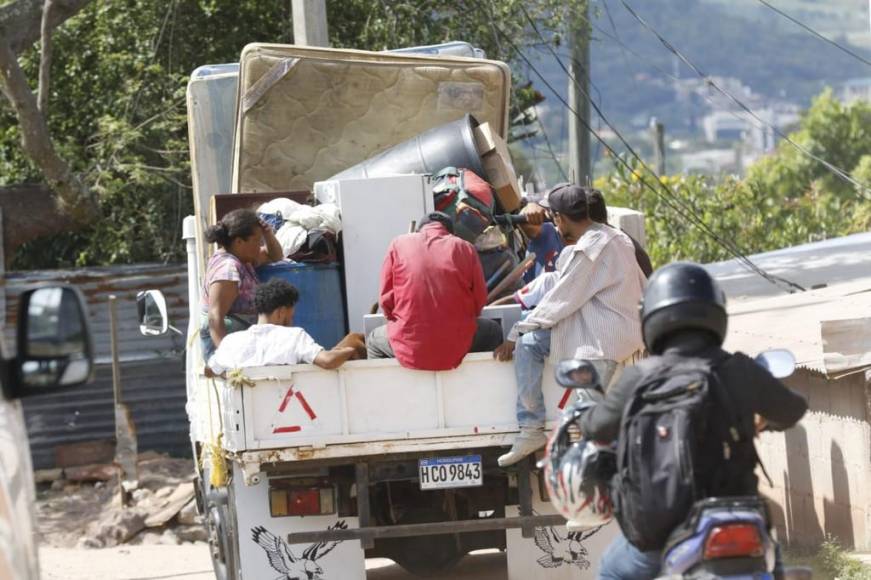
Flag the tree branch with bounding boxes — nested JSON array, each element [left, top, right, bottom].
[[0, 0, 92, 56], [0, 183, 78, 263], [0, 34, 97, 222], [37, 0, 52, 112]]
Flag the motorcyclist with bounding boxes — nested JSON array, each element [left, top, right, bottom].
[[577, 262, 808, 579]]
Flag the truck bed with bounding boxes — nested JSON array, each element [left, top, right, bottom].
[[196, 353, 571, 467]]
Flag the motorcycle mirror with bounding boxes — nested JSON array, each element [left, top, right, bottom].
[[555, 359, 602, 390], [754, 349, 796, 379]]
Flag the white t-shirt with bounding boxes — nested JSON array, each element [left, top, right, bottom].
[[208, 324, 325, 374]]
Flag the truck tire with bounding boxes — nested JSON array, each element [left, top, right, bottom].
[[386, 507, 463, 577], [197, 470, 239, 580]]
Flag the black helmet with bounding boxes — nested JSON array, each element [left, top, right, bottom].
[[640, 262, 727, 354]]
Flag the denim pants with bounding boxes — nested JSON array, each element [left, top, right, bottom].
[[598, 533, 661, 580], [514, 329, 619, 430]]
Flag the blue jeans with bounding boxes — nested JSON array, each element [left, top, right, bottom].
[[514, 329, 551, 430], [514, 329, 619, 430], [598, 533, 661, 580]]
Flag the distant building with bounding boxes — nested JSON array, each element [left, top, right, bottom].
[[841, 77, 871, 103], [701, 105, 800, 152]]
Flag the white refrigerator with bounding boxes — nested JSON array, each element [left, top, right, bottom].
[[315, 174, 435, 334]]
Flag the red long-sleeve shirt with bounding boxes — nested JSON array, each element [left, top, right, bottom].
[[379, 223, 487, 370]]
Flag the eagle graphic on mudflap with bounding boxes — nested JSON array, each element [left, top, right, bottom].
[[533, 525, 603, 570], [251, 521, 347, 580]]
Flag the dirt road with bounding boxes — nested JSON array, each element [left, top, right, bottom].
[[40, 545, 508, 580]]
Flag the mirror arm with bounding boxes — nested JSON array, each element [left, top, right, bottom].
[[169, 325, 183, 336]]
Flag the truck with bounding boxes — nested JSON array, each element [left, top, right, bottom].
[[139, 42, 642, 579], [0, 285, 94, 579]]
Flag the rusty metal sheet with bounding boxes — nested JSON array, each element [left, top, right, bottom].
[[5, 264, 190, 363]]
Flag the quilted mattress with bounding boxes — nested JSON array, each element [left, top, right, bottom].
[[232, 44, 511, 193]]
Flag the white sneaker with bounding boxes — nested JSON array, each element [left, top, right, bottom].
[[498, 429, 547, 467]]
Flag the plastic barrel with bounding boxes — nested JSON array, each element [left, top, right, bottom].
[[328, 114, 487, 182], [255, 262, 348, 348]]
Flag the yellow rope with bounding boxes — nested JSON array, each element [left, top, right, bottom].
[[225, 368, 256, 389], [206, 378, 229, 488]]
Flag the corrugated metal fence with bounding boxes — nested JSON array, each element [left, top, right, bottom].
[[5, 264, 192, 469]]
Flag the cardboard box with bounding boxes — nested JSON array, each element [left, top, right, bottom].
[[473, 122, 522, 212]]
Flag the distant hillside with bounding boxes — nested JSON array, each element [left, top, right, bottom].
[[704, 0, 871, 49], [531, 0, 871, 144]]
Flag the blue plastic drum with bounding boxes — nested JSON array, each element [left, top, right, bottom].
[[256, 261, 348, 349]]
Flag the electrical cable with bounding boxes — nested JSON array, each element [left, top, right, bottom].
[[754, 0, 871, 68], [507, 4, 805, 292], [618, 0, 871, 200]]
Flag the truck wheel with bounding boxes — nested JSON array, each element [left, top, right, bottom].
[[386, 508, 463, 577], [198, 471, 237, 580]]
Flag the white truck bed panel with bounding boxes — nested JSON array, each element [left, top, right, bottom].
[[199, 353, 572, 455]]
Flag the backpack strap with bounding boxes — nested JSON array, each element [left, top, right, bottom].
[[706, 352, 775, 489]]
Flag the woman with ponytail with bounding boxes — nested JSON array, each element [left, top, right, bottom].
[[201, 208, 283, 358]]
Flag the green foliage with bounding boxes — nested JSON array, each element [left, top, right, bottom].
[[3, 0, 586, 269], [746, 90, 871, 201], [819, 537, 871, 580], [592, 87, 871, 267]]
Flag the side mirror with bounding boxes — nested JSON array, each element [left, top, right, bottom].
[[754, 349, 796, 379], [555, 359, 602, 391], [137, 290, 169, 336], [13, 286, 94, 395]]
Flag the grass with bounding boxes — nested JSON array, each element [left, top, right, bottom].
[[785, 538, 871, 580]]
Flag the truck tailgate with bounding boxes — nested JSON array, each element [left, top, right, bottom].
[[198, 353, 572, 454]]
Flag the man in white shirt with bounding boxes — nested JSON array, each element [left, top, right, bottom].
[[494, 185, 646, 467], [208, 279, 357, 374]]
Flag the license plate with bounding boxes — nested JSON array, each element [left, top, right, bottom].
[[418, 455, 483, 490]]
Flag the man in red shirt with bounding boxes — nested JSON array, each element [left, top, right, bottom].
[[366, 212, 504, 370]]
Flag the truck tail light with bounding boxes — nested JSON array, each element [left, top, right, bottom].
[[703, 523, 764, 559], [270, 484, 335, 517]]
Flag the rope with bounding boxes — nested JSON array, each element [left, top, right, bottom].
[[225, 368, 256, 389], [206, 378, 228, 488]]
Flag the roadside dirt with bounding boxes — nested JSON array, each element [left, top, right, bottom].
[[35, 453, 206, 549]]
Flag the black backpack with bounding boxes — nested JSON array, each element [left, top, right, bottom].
[[611, 354, 754, 551]]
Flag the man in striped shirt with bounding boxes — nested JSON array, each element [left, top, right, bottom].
[[495, 185, 646, 467]]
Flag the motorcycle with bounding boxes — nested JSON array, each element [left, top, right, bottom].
[[550, 350, 812, 580]]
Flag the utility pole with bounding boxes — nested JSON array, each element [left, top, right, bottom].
[[650, 117, 666, 175], [568, 1, 591, 185], [292, 0, 329, 47]]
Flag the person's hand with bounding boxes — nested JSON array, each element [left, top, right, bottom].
[[754, 414, 768, 436], [520, 202, 547, 225], [258, 218, 275, 235], [494, 341, 515, 362]]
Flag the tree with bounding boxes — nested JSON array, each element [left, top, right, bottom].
[[1, 0, 585, 269], [746, 90, 871, 202], [597, 90, 871, 267], [0, 0, 97, 260]]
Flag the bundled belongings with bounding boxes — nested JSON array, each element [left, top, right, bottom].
[[257, 197, 341, 262]]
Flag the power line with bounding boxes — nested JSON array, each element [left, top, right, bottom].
[[505, 5, 804, 292], [566, 11, 778, 148], [754, 0, 871, 68], [618, 0, 871, 200], [533, 103, 569, 182]]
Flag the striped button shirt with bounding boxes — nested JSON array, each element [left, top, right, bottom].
[[509, 223, 646, 362]]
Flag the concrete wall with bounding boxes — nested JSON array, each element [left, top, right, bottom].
[[756, 368, 871, 550]]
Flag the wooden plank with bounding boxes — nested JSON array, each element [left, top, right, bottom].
[[821, 317, 871, 373], [144, 481, 196, 528]]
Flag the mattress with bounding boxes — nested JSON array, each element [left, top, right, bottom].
[[186, 63, 239, 268], [232, 44, 511, 193]]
